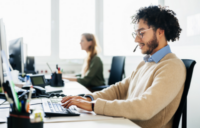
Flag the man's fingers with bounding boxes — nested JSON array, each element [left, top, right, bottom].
[[61, 96, 74, 103], [61, 100, 69, 108], [62, 99, 92, 111], [71, 96, 86, 100], [66, 100, 78, 108], [61, 96, 70, 103], [63, 99, 79, 108], [62, 99, 79, 108], [61, 96, 86, 103]]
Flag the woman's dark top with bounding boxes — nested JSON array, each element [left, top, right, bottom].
[[77, 55, 105, 87]]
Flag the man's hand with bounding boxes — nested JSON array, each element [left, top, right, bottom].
[[61, 96, 93, 111], [61, 96, 91, 103]]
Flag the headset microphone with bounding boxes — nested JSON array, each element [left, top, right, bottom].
[[133, 45, 138, 52]]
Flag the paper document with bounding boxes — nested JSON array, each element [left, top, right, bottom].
[[45, 86, 64, 93], [30, 98, 42, 105]]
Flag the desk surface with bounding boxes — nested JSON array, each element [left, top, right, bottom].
[[0, 118, 141, 128], [0, 81, 141, 128]]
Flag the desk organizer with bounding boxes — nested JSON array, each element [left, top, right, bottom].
[[7, 112, 43, 128], [50, 73, 64, 87]]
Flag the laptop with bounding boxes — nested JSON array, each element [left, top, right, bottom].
[[42, 98, 80, 117]]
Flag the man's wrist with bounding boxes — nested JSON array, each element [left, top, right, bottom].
[[86, 97, 92, 101], [84, 95, 94, 101]]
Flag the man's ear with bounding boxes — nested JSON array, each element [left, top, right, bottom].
[[157, 28, 165, 37]]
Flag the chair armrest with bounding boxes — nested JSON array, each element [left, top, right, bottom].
[[90, 85, 110, 92]]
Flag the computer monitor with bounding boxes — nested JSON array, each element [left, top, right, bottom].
[[9, 37, 24, 73], [0, 19, 8, 86], [0, 19, 25, 99]]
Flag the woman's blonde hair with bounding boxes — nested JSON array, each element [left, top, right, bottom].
[[81, 33, 101, 76]]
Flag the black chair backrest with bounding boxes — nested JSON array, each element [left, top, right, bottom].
[[173, 59, 196, 128], [108, 56, 125, 85], [26, 56, 35, 70]]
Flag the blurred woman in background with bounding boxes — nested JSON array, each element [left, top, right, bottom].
[[63, 33, 105, 87]]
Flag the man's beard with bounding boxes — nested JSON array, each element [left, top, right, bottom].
[[145, 34, 158, 55]]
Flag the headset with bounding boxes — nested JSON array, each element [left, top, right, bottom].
[[133, 45, 138, 52]]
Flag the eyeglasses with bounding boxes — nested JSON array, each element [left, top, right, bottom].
[[132, 28, 152, 39]]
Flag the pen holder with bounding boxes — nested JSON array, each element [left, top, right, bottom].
[[50, 72, 64, 87], [7, 112, 43, 128]]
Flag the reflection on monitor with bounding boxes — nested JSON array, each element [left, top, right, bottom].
[[9, 37, 24, 73]]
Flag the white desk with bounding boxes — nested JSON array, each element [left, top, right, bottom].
[[0, 118, 140, 128], [0, 81, 141, 128]]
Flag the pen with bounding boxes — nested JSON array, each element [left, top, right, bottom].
[[4, 91, 13, 104], [21, 100, 25, 112], [26, 85, 33, 113]]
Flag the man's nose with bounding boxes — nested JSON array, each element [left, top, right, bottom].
[[134, 36, 141, 43]]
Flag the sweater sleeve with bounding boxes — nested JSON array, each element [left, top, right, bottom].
[[93, 61, 186, 120], [77, 57, 101, 87]]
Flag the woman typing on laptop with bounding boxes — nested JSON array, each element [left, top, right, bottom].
[[62, 33, 105, 88]]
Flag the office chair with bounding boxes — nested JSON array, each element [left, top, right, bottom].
[[173, 59, 196, 128], [89, 56, 125, 92], [24, 56, 36, 74]]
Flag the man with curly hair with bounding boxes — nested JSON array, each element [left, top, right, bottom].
[[61, 5, 186, 128]]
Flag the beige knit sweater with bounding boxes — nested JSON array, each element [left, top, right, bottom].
[[87, 53, 186, 128]]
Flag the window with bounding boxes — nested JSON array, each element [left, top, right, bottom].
[[59, 0, 95, 59], [103, 0, 158, 56], [0, 0, 51, 56]]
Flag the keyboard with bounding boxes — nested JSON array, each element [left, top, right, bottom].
[[42, 98, 80, 117]]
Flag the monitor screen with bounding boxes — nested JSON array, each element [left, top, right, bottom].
[[30, 75, 46, 87], [9, 37, 24, 73], [31, 76, 45, 85], [0, 19, 6, 88]]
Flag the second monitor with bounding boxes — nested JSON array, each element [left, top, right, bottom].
[[9, 37, 24, 73]]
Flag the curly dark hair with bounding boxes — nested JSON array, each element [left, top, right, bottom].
[[132, 5, 182, 42]]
